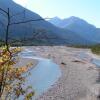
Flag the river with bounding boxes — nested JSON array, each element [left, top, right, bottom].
[[19, 48, 61, 99]]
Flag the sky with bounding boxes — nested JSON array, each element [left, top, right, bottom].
[[13, 0, 100, 28]]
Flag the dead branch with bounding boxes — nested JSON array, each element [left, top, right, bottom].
[[9, 18, 51, 25]]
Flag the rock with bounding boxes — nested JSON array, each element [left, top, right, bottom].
[[61, 62, 66, 65]]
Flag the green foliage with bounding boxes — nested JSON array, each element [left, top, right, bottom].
[[70, 44, 100, 55], [68, 44, 91, 49], [91, 44, 100, 54], [72, 44, 100, 55]]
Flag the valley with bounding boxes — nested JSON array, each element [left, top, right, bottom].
[[0, 0, 100, 100], [23, 46, 100, 100]]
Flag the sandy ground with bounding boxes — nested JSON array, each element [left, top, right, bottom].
[[28, 46, 100, 100], [15, 57, 38, 67]]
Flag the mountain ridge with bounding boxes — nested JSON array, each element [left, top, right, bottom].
[[0, 0, 97, 45], [49, 16, 100, 44]]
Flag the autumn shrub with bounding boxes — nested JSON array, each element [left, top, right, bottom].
[[0, 46, 34, 100]]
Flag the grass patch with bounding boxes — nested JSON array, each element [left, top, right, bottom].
[[91, 44, 100, 54], [70, 44, 100, 55]]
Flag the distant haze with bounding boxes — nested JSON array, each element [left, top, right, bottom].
[[0, 0, 100, 45], [13, 0, 100, 28]]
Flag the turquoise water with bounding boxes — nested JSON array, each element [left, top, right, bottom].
[[76, 52, 100, 68], [76, 52, 91, 60], [19, 49, 61, 99], [92, 59, 100, 68]]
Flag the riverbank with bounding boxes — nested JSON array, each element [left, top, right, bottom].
[[18, 48, 62, 99], [29, 46, 99, 100], [15, 57, 38, 69]]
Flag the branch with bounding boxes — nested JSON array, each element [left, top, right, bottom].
[[0, 8, 8, 14], [9, 18, 51, 25]]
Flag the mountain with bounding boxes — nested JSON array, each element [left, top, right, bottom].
[[48, 17, 62, 26], [49, 16, 100, 44], [0, 0, 95, 46]]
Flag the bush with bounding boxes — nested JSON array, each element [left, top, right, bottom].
[[91, 44, 100, 54]]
